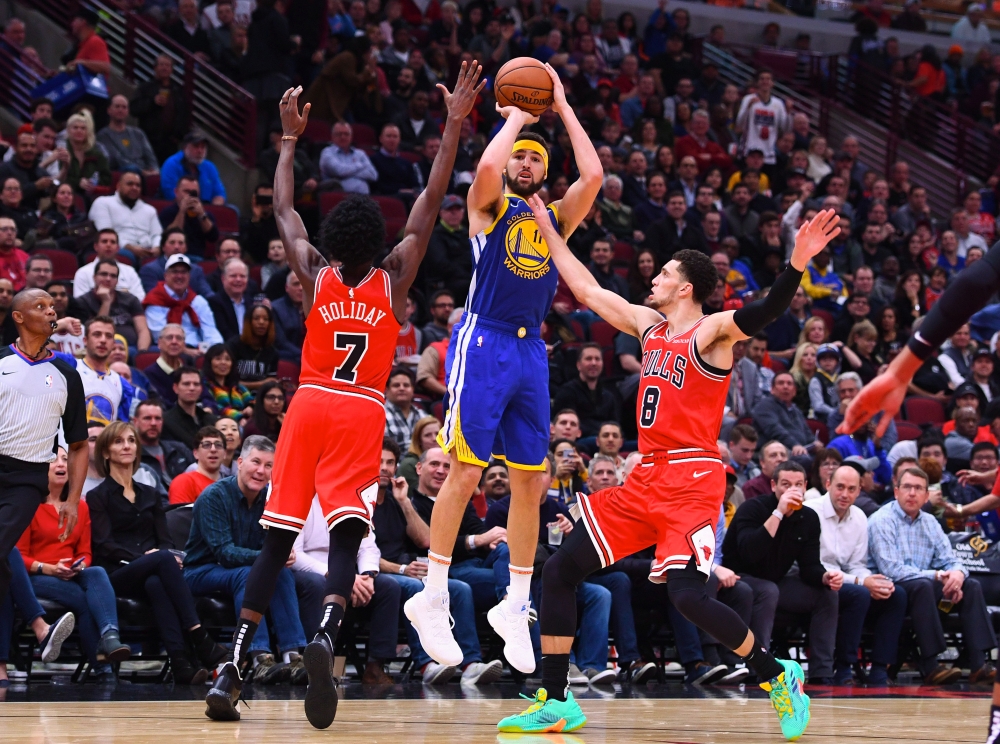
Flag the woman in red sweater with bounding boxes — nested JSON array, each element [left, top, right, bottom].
[[17, 448, 131, 679]]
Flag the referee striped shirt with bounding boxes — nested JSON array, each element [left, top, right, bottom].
[[0, 345, 88, 464]]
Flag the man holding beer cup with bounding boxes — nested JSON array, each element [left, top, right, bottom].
[[721, 460, 841, 685]]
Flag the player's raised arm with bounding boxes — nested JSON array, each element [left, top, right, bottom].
[[543, 64, 602, 237], [841, 238, 1000, 436], [526, 194, 660, 338], [383, 61, 484, 320], [275, 86, 328, 314], [466, 95, 539, 220], [699, 209, 841, 351]]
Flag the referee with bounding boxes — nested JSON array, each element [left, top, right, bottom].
[[0, 289, 88, 609]]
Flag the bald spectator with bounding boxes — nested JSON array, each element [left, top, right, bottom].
[[319, 122, 378, 194], [97, 96, 160, 174], [272, 270, 305, 361], [208, 257, 256, 340], [88, 171, 162, 263], [0, 216, 28, 290], [0, 132, 53, 210]]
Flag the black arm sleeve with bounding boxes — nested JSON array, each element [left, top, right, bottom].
[[907, 241, 1000, 360], [732, 265, 804, 337]]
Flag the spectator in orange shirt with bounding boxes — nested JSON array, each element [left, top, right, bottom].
[[16, 447, 131, 679], [168, 426, 226, 504], [909, 45, 946, 99]]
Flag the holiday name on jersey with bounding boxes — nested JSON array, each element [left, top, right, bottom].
[[315, 300, 388, 327]]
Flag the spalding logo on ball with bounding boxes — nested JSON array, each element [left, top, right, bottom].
[[494, 57, 554, 117]]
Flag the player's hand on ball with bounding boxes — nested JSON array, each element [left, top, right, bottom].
[[279, 86, 310, 137], [440, 60, 486, 121], [543, 63, 568, 113], [495, 102, 538, 125]]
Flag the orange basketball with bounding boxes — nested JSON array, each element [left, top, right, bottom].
[[494, 57, 554, 116]]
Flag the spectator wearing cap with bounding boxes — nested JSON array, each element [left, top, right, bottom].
[[826, 416, 892, 486], [158, 175, 220, 258], [808, 344, 841, 420], [674, 110, 733, 176], [868, 465, 997, 684], [65, 8, 111, 79], [968, 347, 1000, 404], [130, 54, 188, 163], [726, 150, 771, 194], [160, 131, 227, 205], [318, 122, 378, 195], [804, 463, 907, 686], [425, 195, 472, 304], [88, 172, 162, 263], [892, 0, 927, 31], [143, 253, 223, 347], [952, 3, 992, 45]]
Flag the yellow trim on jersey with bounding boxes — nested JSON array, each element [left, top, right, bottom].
[[512, 139, 549, 178], [437, 414, 489, 468], [491, 453, 549, 472], [483, 195, 511, 236]]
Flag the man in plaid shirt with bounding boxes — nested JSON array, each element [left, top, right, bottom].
[[868, 465, 997, 685], [384, 368, 427, 450]]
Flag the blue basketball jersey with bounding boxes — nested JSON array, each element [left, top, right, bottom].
[[466, 195, 560, 329]]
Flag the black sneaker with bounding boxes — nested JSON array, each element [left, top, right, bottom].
[[623, 660, 658, 684], [205, 662, 244, 721], [718, 666, 750, 684], [40, 612, 75, 662], [685, 662, 728, 685], [303, 633, 338, 730]]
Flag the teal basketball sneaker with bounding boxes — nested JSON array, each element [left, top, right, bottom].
[[496, 689, 587, 733], [760, 659, 811, 741]]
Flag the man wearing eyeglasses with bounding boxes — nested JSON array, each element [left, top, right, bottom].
[[420, 289, 456, 350], [169, 426, 226, 504], [868, 466, 997, 685], [74, 258, 152, 353]]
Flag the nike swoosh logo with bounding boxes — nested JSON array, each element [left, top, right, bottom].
[[1, 371, 14, 375], [693, 470, 711, 478]]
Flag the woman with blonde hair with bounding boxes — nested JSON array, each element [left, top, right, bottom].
[[841, 320, 884, 384], [87, 421, 227, 684], [807, 135, 831, 182], [65, 109, 111, 197], [789, 343, 818, 416], [399, 416, 441, 493], [771, 315, 827, 362]]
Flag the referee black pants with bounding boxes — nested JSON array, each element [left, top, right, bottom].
[[0, 457, 49, 607]]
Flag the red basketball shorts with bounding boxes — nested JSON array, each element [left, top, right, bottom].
[[576, 449, 725, 583], [261, 385, 384, 533]]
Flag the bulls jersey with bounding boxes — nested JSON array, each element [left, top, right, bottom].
[[300, 266, 401, 405], [395, 321, 419, 362], [637, 316, 731, 453], [467, 195, 559, 328]]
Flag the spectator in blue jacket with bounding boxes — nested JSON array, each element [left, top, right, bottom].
[[160, 131, 227, 204], [272, 270, 305, 361]]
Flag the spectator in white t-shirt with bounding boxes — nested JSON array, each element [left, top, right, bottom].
[[88, 171, 162, 263], [73, 229, 146, 300], [735, 70, 789, 165]]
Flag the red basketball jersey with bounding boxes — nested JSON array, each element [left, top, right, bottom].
[[300, 266, 401, 405], [636, 316, 731, 453], [395, 321, 418, 362]]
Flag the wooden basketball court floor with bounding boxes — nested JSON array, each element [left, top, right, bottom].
[[0, 685, 990, 744]]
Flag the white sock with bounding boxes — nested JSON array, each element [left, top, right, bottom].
[[426, 551, 451, 591], [506, 565, 533, 605]]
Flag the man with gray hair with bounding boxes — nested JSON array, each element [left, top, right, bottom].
[[184, 435, 312, 683], [272, 269, 305, 361], [319, 122, 378, 194], [599, 173, 636, 243], [588, 454, 620, 491], [674, 108, 733, 176], [208, 257, 254, 340]]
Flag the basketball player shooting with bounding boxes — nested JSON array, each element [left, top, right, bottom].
[[839, 241, 1000, 744], [403, 63, 602, 676], [204, 64, 484, 729], [495, 200, 840, 741]]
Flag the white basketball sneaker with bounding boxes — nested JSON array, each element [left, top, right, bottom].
[[488, 597, 536, 674], [404, 588, 464, 667]]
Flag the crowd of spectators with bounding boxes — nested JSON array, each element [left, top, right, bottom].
[[3, 0, 1000, 689]]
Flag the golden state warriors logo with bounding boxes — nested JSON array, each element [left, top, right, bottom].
[[503, 212, 551, 280]]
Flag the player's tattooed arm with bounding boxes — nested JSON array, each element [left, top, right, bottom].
[[385, 61, 484, 322], [526, 193, 660, 338], [276, 86, 328, 314]]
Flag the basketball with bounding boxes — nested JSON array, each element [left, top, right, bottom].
[[494, 57, 554, 116]]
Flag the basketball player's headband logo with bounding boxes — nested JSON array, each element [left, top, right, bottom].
[[512, 139, 548, 178]]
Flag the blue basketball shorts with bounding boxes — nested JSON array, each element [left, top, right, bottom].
[[437, 313, 550, 471]]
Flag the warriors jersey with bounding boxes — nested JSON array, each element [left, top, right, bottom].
[[73, 358, 141, 425], [637, 316, 731, 453], [299, 266, 401, 403], [466, 195, 559, 328]]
